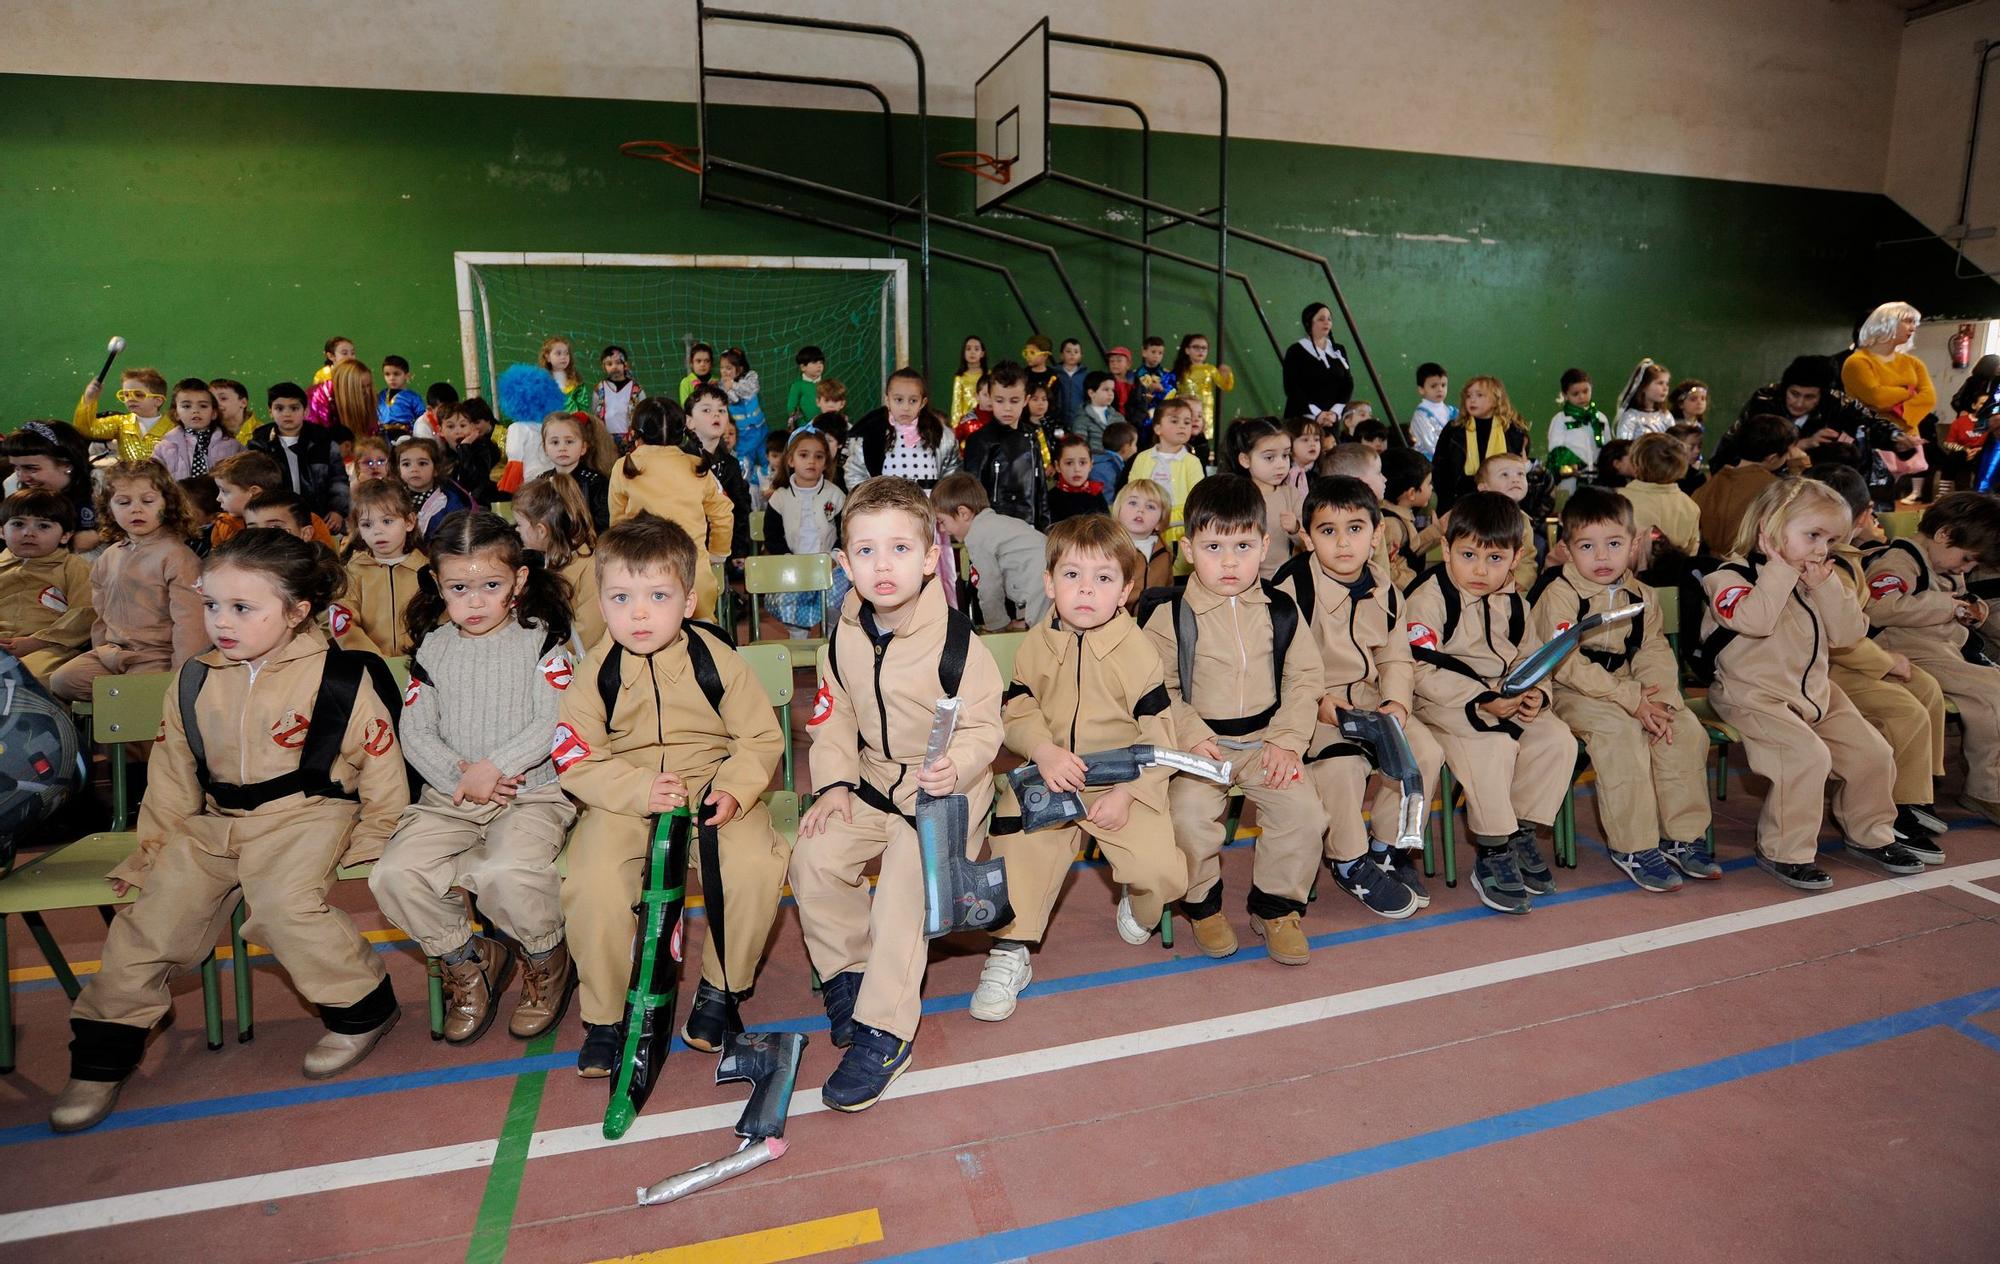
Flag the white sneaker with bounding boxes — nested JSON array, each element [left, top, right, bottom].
[[1115, 891, 1152, 945], [968, 945, 1033, 1021]]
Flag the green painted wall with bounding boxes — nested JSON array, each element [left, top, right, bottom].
[[3, 72, 1994, 449]]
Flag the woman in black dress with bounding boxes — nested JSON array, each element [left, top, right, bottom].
[[1281, 302, 1354, 421]]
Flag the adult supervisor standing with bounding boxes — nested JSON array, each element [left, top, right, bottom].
[[1282, 302, 1355, 421]]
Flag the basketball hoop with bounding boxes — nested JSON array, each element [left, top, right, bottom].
[[936, 150, 1016, 186], [620, 139, 703, 176]]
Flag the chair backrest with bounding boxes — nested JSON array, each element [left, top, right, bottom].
[[737, 643, 795, 707], [493, 501, 517, 523], [1881, 509, 1921, 541], [91, 672, 173, 746], [384, 656, 410, 689], [750, 509, 766, 548], [980, 631, 1025, 685], [1654, 584, 1681, 659], [744, 553, 833, 595]]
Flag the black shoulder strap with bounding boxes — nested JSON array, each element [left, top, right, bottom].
[[684, 625, 728, 716], [597, 642, 625, 733], [1262, 580, 1300, 700], [686, 617, 737, 650], [1272, 553, 1315, 625], [1526, 567, 1567, 604], [939, 605, 972, 698], [178, 660, 214, 791], [1431, 567, 1463, 643], [296, 651, 367, 794], [1887, 538, 1931, 594], [826, 614, 844, 690], [1505, 593, 1525, 647]]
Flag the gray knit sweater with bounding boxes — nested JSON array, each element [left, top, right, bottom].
[[401, 619, 568, 793]]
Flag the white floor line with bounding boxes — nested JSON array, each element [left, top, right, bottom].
[[1950, 878, 2000, 908], [5, 857, 1997, 1245]]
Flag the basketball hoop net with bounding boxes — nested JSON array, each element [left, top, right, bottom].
[[935, 150, 1016, 186], [620, 140, 703, 176]]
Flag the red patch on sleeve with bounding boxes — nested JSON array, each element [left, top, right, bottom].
[[402, 676, 422, 708], [550, 723, 590, 772], [1407, 622, 1437, 650], [271, 710, 310, 749], [540, 649, 573, 690], [1868, 573, 1908, 600], [1554, 620, 1573, 634], [328, 603, 352, 637], [361, 717, 394, 757], [1713, 585, 1752, 618], [36, 586, 67, 613], [808, 679, 835, 726]]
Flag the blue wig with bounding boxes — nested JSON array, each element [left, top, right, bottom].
[[497, 363, 568, 423]]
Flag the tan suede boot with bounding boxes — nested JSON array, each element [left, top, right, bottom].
[[1188, 912, 1239, 959], [439, 936, 513, 1045], [509, 942, 575, 1039], [1251, 912, 1310, 965]]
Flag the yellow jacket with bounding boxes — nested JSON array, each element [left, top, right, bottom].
[[1174, 362, 1236, 431], [949, 370, 980, 425], [74, 391, 175, 462], [1841, 350, 1936, 435], [557, 548, 605, 653], [335, 551, 426, 657], [607, 447, 733, 617]]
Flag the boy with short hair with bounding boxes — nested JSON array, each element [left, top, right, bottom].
[[1475, 452, 1541, 592], [1275, 476, 1439, 918], [1352, 418, 1392, 453], [1805, 464, 1949, 849], [792, 478, 1005, 1110], [974, 516, 1191, 1019], [1692, 413, 1795, 555], [787, 344, 826, 425], [0, 489, 94, 683], [1095, 421, 1138, 502], [593, 345, 646, 443], [1052, 338, 1088, 426], [251, 381, 351, 531], [1409, 362, 1454, 458], [934, 473, 1051, 631], [1141, 475, 1328, 963], [377, 356, 426, 429], [1105, 346, 1143, 422], [1406, 492, 1576, 914], [1529, 488, 1714, 891], [557, 514, 791, 1073], [1622, 432, 1701, 560], [961, 361, 1048, 529], [74, 365, 175, 462], [1317, 443, 1395, 574], [1380, 448, 1439, 590], [1135, 336, 1174, 421], [1864, 492, 2000, 828], [816, 376, 848, 423], [210, 451, 290, 547], [1126, 397, 1204, 544], [1072, 371, 1121, 452]]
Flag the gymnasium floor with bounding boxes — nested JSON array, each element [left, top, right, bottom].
[[4, 742, 1999, 1262]]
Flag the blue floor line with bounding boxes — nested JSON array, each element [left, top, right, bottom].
[[1949, 1019, 2000, 1056], [874, 988, 2000, 1264]]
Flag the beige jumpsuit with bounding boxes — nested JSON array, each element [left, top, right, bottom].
[[1865, 537, 2000, 801], [49, 532, 207, 702], [0, 548, 94, 682], [1828, 544, 1946, 806]]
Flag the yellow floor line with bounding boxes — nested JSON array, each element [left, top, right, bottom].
[[588, 1208, 883, 1264]]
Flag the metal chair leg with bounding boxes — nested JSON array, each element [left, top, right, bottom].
[[428, 957, 446, 1040], [1159, 908, 1173, 949], [1439, 768, 1458, 888], [201, 953, 223, 1050], [231, 900, 253, 1043], [23, 912, 82, 999]]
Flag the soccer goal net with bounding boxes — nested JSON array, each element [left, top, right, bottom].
[[454, 253, 908, 421]]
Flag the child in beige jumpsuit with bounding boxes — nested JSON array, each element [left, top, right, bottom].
[[54, 531, 408, 1133]]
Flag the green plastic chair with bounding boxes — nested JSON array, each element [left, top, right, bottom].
[[0, 675, 231, 1072], [739, 643, 797, 793], [745, 553, 834, 666], [749, 509, 766, 555], [979, 631, 1025, 686]]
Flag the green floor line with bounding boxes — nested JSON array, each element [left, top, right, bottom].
[[465, 1027, 559, 1264]]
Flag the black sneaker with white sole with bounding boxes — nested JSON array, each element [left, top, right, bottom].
[[1330, 857, 1418, 920], [1757, 855, 1834, 890], [1894, 832, 1946, 864], [1472, 847, 1532, 914], [1897, 804, 1948, 838], [576, 1022, 622, 1078], [1845, 839, 1927, 876], [1508, 827, 1555, 896], [1375, 847, 1431, 908]]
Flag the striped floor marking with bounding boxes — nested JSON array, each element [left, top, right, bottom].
[[3, 856, 1992, 1245], [588, 1209, 884, 1263]]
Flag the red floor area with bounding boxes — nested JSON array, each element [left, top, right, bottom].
[[4, 761, 2000, 1262]]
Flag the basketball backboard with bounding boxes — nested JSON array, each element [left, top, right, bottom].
[[971, 19, 1048, 210]]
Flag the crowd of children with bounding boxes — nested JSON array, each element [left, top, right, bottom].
[[9, 302, 2000, 1131]]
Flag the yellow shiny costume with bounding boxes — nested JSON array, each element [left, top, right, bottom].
[[948, 370, 980, 424], [73, 392, 175, 462]]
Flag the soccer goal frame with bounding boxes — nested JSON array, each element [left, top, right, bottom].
[[452, 252, 910, 400]]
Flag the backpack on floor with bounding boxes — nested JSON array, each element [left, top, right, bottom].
[[0, 652, 83, 873]]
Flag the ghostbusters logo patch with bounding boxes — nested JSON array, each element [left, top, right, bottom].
[[550, 723, 590, 772], [808, 679, 835, 726], [362, 717, 394, 757], [271, 710, 310, 749], [1554, 620, 1573, 634], [402, 676, 423, 708], [540, 649, 573, 690], [36, 586, 67, 613], [1713, 585, 1752, 618], [329, 603, 353, 637], [1407, 622, 1438, 650], [1868, 573, 1908, 600], [669, 917, 685, 964]]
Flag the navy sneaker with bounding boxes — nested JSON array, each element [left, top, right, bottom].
[[1375, 846, 1431, 908], [1508, 828, 1555, 896], [1845, 839, 1926, 876], [576, 1022, 621, 1078], [1330, 857, 1417, 920], [821, 1023, 912, 1113], [820, 971, 862, 1049], [1661, 836, 1722, 880], [679, 981, 744, 1053], [1472, 847, 1532, 915], [1757, 855, 1833, 890], [1611, 847, 1683, 893]]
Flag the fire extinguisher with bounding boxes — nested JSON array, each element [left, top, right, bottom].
[[1952, 324, 1974, 370]]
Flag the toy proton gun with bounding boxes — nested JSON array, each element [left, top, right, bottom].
[[1005, 745, 1234, 833], [915, 698, 1011, 938], [1499, 603, 1643, 697], [1333, 710, 1425, 850], [604, 807, 691, 1141], [636, 1029, 805, 1205]]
